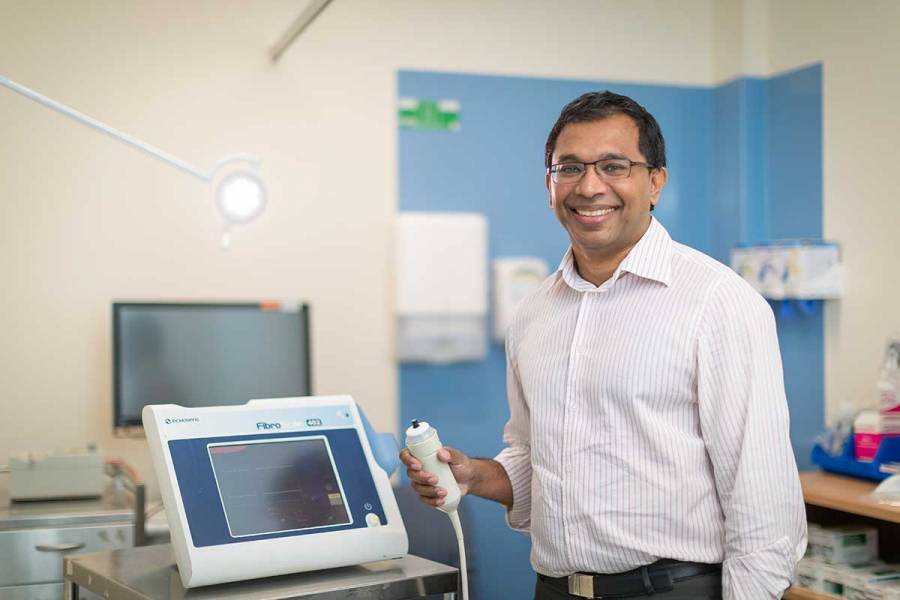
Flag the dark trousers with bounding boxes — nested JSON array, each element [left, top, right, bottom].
[[534, 571, 723, 599]]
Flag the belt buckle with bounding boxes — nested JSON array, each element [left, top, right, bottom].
[[568, 573, 599, 598]]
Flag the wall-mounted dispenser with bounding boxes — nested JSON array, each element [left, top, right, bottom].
[[730, 240, 842, 300], [395, 212, 488, 363], [492, 257, 548, 343]]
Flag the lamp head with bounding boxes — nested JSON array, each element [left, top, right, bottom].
[[216, 171, 267, 225]]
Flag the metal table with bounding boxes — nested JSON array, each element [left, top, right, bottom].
[[64, 544, 460, 599], [0, 480, 133, 532], [1, 478, 136, 599]]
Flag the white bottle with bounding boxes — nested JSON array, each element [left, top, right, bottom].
[[405, 420, 461, 512], [877, 336, 900, 414]]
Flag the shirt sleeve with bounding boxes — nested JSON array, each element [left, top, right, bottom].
[[494, 334, 532, 533], [696, 277, 808, 599]]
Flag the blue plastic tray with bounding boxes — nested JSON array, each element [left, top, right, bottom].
[[811, 435, 900, 482]]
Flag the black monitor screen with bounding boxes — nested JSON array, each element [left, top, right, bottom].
[[114, 302, 311, 428], [208, 437, 350, 537]]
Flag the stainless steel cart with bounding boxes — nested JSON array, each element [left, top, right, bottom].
[[64, 543, 460, 599]]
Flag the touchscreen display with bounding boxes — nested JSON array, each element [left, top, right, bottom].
[[208, 437, 351, 537]]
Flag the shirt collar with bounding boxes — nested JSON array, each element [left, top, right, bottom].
[[556, 217, 674, 291]]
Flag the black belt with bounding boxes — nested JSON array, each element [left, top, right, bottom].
[[538, 560, 722, 598]]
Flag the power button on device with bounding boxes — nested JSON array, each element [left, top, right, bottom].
[[365, 512, 382, 527]]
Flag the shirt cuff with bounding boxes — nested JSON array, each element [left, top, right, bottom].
[[722, 536, 801, 599], [494, 446, 532, 533]]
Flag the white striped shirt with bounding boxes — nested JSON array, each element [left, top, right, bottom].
[[495, 217, 807, 599]]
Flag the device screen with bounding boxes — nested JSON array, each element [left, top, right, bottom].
[[208, 437, 351, 537]]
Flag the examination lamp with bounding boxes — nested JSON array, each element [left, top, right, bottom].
[[0, 73, 266, 248]]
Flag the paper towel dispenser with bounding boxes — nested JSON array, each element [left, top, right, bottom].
[[395, 212, 488, 363]]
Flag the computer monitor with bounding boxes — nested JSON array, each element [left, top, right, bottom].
[[113, 302, 311, 432]]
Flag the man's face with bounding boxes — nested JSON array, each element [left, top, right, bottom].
[[547, 114, 667, 261]]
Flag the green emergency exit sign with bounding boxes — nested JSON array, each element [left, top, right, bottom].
[[398, 97, 461, 131]]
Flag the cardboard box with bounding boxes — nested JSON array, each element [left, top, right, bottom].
[[798, 556, 825, 594], [813, 525, 879, 565]]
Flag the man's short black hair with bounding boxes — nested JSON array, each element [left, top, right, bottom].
[[544, 91, 667, 170]]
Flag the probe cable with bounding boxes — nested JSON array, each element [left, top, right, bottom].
[[447, 509, 468, 600]]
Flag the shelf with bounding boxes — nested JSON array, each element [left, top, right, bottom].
[[800, 471, 900, 524], [792, 473, 900, 599], [784, 586, 836, 599]]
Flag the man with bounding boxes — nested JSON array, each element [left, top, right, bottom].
[[400, 91, 806, 599]]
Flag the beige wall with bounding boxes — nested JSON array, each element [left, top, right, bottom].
[[713, 0, 771, 80], [0, 0, 715, 495]]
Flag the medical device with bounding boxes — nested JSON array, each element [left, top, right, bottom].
[[405, 419, 468, 600], [143, 395, 408, 588], [9, 447, 105, 501], [114, 302, 311, 432]]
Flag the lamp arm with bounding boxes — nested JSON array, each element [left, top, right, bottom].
[[269, 0, 333, 62], [1, 73, 211, 182], [209, 153, 262, 176]]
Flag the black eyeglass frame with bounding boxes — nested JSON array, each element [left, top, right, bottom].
[[546, 158, 657, 184]]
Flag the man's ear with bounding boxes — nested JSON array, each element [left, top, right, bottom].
[[649, 166, 668, 203], [546, 173, 555, 208]]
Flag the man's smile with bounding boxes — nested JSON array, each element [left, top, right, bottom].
[[569, 205, 620, 224]]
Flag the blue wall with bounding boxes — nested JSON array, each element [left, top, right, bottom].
[[767, 65, 825, 466], [711, 65, 824, 467], [398, 66, 822, 599]]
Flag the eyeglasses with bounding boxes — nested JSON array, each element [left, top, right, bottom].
[[547, 158, 655, 184]]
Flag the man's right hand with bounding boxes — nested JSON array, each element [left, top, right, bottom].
[[399, 446, 477, 508]]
